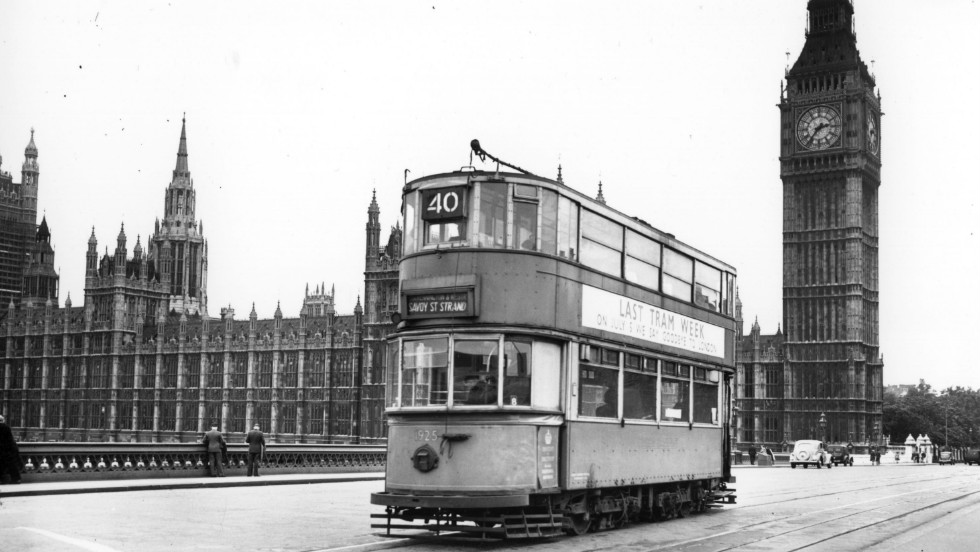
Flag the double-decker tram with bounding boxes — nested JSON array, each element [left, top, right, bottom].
[[371, 142, 738, 539]]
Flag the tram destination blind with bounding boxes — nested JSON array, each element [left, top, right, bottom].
[[406, 290, 473, 318]]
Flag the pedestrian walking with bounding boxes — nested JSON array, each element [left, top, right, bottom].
[[245, 424, 266, 477], [748, 444, 757, 465], [0, 415, 23, 484], [202, 424, 226, 477]]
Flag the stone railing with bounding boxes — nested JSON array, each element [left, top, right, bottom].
[[14, 442, 386, 482]]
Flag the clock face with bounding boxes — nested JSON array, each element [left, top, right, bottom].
[[796, 105, 842, 151], [867, 113, 879, 155]]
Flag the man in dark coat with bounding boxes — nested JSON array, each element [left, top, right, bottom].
[[748, 444, 757, 465], [245, 424, 266, 477], [0, 414, 23, 484], [202, 424, 226, 477]]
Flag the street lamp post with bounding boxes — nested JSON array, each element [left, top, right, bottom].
[[819, 412, 828, 443]]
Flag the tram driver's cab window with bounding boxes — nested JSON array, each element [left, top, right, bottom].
[[453, 339, 498, 405], [400, 338, 449, 406], [579, 345, 620, 418], [392, 335, 560, 410], [660, 362, 690, 422]]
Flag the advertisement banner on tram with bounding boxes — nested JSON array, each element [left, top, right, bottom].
[[581, 285, 725, 359]]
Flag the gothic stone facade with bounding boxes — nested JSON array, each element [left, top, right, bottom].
[[0, 120, 400, 443]]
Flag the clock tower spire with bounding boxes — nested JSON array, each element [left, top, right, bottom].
[[758, 0, 882, 448]]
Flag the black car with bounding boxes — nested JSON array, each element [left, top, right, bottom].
[[964, 448, 980, 466], [828, 445, 853, 466]]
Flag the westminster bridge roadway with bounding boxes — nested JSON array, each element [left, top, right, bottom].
[[2, 462, 980, 552]]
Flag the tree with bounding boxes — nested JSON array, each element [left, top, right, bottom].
[[883, 382, 980, 448]]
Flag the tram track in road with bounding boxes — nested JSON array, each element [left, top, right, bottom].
[[780, 489, 980, 552], [729, 471, 973, 511], [643, 477, 980, 551]]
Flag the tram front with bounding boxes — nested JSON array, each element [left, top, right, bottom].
[[371, 169, 570, 537]]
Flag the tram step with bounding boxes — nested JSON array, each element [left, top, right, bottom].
[[710, 490, 737, 505]]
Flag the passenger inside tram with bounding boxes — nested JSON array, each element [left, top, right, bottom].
[[462, 374, 496, 405], [595, 388, 618, 418]]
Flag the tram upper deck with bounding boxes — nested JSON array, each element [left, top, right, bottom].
[[398, 171, 735, 345]]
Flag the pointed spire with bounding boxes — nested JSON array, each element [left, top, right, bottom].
[[556, 164, 564, 184], [37, 216, 51, 243], [173, 114, 189, 178], [354, 295, 363, 314], [65, 292, 72, 308], [250, 302, 257, 319], [596, 180, 606, 204], [369, 188, 380, 213], [88, 226, 97, 246], [117, 222, 126, 243], [274, 301, 282, 318], [25, 127, 38, 156]]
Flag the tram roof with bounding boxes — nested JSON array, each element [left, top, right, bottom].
[[405, 169, 737, 275]]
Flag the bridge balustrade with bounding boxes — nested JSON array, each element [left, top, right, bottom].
[[10, 442, 386, 483]]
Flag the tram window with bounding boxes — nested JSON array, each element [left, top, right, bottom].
[[693, 380, 717, 424], [401, 338, 449, 406], [723, 273, 736, 315], [386, 341, 399, 408], [403, 192, 417, 255], [579, 364, 619, 418], [531, 341, 561, 409], [540, 189, 558, 256], [694, 262, 721, 312], [453, 339, 498, 405], [557, 197, 578, 261], [514, 184, 538, 199], [661, 362, 689, 422], [663, 249, 693, 302], [425, 220, 465, 246], [581, 210, 623, 277], [502, 338, 532, 406], [625, 231, 661, 291], [623, 370, 657, 420], [476, 182, 507, 248], [513, 200, 537, 251]]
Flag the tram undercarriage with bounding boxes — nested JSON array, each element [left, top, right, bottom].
[[371, 479, 737, 539]]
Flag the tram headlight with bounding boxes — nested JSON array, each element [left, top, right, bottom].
[[412, 444, 439, 473]]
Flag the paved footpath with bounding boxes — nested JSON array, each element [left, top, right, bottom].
[[0, 471, 385, 498]]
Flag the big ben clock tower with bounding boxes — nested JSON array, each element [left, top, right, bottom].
[[778, 0, 883, 446]]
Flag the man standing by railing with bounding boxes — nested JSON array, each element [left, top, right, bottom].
[[245, 424, 266, 477], [0, 415, 23, 485], [203, 424, 226, 477]]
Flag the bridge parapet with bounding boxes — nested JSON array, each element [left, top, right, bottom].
[[13, 443, 386, 483]]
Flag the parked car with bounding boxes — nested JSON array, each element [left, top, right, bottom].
[[964, 448, 980, 466], [790, 440, 832, 469], [828, 444, 854, 466], [938, 448, 955, 465]]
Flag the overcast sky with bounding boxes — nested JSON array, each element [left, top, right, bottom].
[[1, 1, 978, 390]]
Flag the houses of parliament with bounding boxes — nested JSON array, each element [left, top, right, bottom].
[[0, 119, 400, 443]]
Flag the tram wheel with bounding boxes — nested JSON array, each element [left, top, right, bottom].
[[565, 514, 592, 536]]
